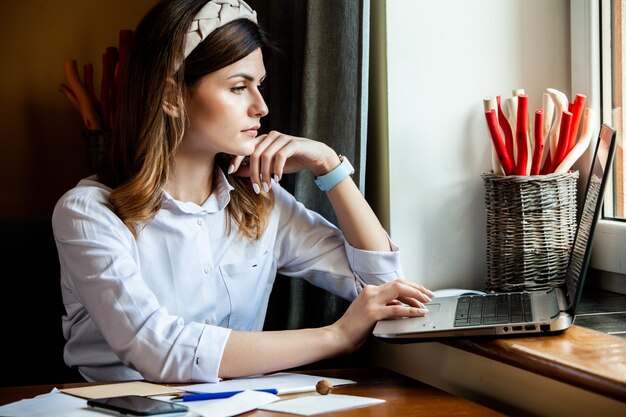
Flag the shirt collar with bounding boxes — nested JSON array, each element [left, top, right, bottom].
[[162, 169, 235, 214]]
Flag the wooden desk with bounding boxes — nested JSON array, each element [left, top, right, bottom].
[[0, 367, 504, 416]]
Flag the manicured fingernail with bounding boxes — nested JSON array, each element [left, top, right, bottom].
[[252, 183, 260, 194], [422, 295, 432, 303], [262, 182, 269, 192], [416, 308, 429, 314], [273, 174, 280, 183], [426, 289, 436, 298], [228, 164, 235, 174]]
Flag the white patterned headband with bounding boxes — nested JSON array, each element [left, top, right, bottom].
[[184, 0, 258, 59]]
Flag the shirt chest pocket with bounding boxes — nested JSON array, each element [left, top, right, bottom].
[[217, 250, 275, 329]]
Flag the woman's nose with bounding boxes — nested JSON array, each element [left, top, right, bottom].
[[251, 91, 269, 118]]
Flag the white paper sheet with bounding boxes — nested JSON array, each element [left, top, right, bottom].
[[0, 388, 278, 417], [0, 389, 89, 417], [178, 372, 355, 395], [258, 394, 385, 415], [185, 390, 279, 417]]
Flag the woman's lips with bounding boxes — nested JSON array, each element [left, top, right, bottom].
[[241, 126, 260, 137]]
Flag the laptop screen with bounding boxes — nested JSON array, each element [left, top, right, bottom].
[[564, 124, 617, 312]]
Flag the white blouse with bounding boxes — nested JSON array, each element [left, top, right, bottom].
[[52, 170, 403, 383]]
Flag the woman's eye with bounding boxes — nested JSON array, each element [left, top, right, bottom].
[[231, 86, 246, 94]]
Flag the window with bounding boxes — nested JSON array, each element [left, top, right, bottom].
[[572, 0, 626, 284], [601, 0, 625, 219]]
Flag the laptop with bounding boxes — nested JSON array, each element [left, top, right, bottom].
[[373, 124, 617, 341]]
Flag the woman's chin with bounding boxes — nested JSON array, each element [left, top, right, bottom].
[[236, 142, 257, 156]]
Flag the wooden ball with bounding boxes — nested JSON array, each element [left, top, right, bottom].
[[315, 379, 333, 395]]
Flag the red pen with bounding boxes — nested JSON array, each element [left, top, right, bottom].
[[531, 110, 544, 175], [541, 152, 552, 175], [100, 47, 118, 130], [115, 30, 133, 95], [63, 59, 101, 130], [550, 110, 573, 173], [83, 63, 98, 113], [485, 110, 514, 175], [515, 94, 529, 175], [497, 96, 515, 174], [567, 94, 586, 152]]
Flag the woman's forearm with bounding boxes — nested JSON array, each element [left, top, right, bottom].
[[326, 175, 391, 252], [310, 149, 389, 252], [219, 280, 433, 380], [218, 326, 348, 379]]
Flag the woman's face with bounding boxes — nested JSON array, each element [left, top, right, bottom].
[[181, 48, 268, 158]]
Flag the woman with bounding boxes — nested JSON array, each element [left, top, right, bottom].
[[52, 0, 433, 383]]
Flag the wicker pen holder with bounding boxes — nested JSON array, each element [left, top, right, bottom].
[[482, 171, 579, 292], [82, 130, 111, 173]]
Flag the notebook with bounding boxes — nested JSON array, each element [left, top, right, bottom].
[[373, 124, 617, 341]]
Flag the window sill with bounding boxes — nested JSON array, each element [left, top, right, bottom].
[[444, 325, 626, 402], [592, 220, 626, 268]]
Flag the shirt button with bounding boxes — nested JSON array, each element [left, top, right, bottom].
[[205, 318, 213, 325], [203, 267, 210, 274], [197, 218, 203, 226]]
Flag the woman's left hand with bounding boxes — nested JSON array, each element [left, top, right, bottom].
[[230, 131, 338, 192]]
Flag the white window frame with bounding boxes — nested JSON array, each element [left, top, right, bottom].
[[572, 0, 626, 289]]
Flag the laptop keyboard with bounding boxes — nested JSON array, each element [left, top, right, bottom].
[[454, 293, 534, 327]]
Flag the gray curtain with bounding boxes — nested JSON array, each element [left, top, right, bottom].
[[248, 0, 370, 345]]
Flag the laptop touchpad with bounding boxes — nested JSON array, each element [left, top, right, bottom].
[[426, 303, 441, 313]]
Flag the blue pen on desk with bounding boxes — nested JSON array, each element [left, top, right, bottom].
[[173, 388, 279, 402]]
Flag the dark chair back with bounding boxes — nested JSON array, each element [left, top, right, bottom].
[[1, 217, 83, 386]]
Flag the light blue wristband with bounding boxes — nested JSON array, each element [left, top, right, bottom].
[[314, 155, 355, 192]]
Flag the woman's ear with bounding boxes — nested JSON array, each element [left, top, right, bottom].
[[162, 78, 181, 118]]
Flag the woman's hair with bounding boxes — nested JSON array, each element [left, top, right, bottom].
[[98, 0, 275, 239]]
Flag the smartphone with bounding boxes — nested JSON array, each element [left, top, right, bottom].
[[86, 395, 188, 416]]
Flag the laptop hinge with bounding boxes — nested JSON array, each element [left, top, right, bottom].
[[554, 287, 569, 310]]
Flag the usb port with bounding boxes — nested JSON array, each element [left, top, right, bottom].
[[512, 325, 523, 331], [525, 325, 536, 331]]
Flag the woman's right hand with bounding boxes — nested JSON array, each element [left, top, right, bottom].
[[330, 279, 434, 353], [229, 131, 339, 192]]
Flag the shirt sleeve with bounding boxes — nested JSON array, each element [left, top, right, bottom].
[[272, 184, 404, 301], [52, 186, 229, 383]]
